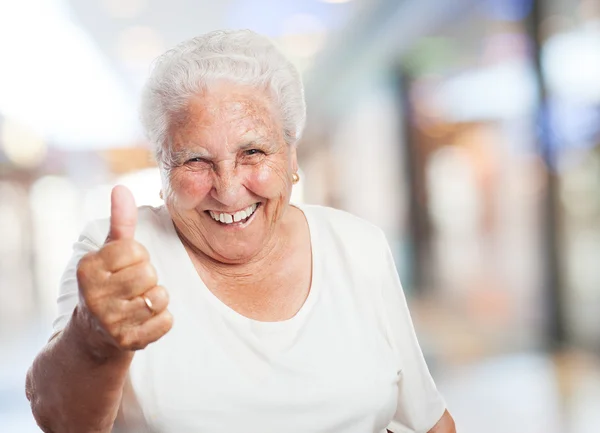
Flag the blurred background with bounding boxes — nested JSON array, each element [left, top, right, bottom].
[[1, 0, 600, 431]]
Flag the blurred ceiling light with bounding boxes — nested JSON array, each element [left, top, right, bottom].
[[438, 61, 537, 121], [0, 0, 138, 149], [1, 119, 47, 168], [101, 0, 148, 19], [117, 26, 165, 66], [281, 14, 327, 58], [320, 0, 353, 3], [543, 28, 600, 102]]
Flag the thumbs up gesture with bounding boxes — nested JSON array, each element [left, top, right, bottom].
[[76, 185, 173, 353]]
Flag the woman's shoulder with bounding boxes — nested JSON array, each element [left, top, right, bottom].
[[297, 203, 387, 251]]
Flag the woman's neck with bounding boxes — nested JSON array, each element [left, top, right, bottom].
[[177, 205, 312, 321]]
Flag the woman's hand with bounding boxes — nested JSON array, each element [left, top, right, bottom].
[[26, 186, 173, 433], [76, 185, 173, 357]]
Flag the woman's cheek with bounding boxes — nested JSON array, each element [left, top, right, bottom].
[[249, 161, 290, 198], [170, 170, 212, 208]]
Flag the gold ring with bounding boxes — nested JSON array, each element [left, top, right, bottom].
[[142, 295, 155, 315]]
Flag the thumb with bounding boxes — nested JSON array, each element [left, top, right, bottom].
[[107, 185, 137, 242]]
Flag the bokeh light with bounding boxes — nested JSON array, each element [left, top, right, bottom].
[[1, 119, 47, 168]]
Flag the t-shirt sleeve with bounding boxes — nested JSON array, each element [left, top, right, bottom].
[[379, 234, 446, 433], [51, 221, 104, 335]]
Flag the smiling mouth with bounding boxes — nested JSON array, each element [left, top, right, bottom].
[[206, 203, 260, 225]]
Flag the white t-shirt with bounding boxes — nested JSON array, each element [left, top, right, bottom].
[[53, 204, 446, 433]]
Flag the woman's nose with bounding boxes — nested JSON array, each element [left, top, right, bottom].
[[211, 166, 242, 207]]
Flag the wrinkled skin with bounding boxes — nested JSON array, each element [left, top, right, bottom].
[[159, 82, 311, 322], [162, 82, 299, 266]]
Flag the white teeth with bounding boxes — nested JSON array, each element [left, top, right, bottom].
[[209, 203, 258, 224]]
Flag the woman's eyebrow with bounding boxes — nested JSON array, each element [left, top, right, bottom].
[[238, 136, 274, 150], [239, 141, 261, 150], [171, 148, 213, 163]]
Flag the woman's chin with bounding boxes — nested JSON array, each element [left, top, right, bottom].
[[211, 245, 261, 264], [207, 233, 265, 264]]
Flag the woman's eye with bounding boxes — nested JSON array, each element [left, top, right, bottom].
[[185, 157, 212, 168], [244, 149, 263, 156], [187, 157, 207, 163]]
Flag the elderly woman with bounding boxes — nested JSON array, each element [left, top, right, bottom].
[[26, 30, 455, 433]]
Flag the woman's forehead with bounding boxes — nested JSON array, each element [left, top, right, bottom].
[[173, 88, 279, 136], [167, 90, 285, 155], [193, 83, 274, 118]]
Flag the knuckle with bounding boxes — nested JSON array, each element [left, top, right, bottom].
[[142, 262, 158, 284], [102, 308, 121, 328], [157, 286, 170, 304], [80, 277, 112, 307], [128, 241, 149, 262], [161, 311, 174, 332], [100, 240, 148, 268], [84, 298, 102, 317], [80, 287, 107, 312], [82, 291, 102, 311], [76, 253, 95, 281], [130, 342, 148, 351], [121, 329, 146, 351], [114, 328, 130, 348]]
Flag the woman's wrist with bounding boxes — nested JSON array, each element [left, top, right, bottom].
[[67, 305, 134, 366]]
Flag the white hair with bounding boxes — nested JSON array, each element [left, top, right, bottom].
[[140, 29, 306, 166]]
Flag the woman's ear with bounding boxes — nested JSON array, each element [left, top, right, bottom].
[[290, 145, 299, 173]]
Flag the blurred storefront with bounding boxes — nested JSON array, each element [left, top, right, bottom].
[[397, 0, 548, 361], [542, 0, 600, 351], [302, 0, 600, 362]]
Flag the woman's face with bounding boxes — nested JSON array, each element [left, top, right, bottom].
[[162, 82, 298, 264]]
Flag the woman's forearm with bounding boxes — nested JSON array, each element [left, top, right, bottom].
[[428, 410, 456, 433], [26, 306, 134, 433], [386, 410, 456, 433]]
